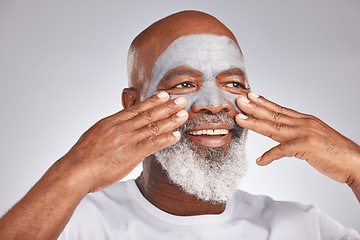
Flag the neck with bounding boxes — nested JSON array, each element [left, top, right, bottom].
[[135, 156, 226, 216]]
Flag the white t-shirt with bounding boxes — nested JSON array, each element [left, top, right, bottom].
[[59, 179, 359, 240]]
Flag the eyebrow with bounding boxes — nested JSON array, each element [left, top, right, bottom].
[[163, 68, 199, 82], [218, 68, 249, 89], [219, 68, 246, 77]]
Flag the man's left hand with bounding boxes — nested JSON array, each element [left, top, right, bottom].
[[235, 92, 360, 201]]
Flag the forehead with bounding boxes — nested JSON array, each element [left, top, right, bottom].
[[146, 34, 245, 97]]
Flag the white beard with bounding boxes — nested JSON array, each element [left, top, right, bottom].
[[154, 114, 248, 203]]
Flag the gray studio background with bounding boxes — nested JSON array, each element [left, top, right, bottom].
[[1, 0, 359, 231]]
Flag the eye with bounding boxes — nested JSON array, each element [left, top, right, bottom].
[[224, 82, 243, 88], [174, 82, 194, 88]]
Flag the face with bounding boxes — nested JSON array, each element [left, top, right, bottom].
[[146, 34, 250, 149], [146, 34, 249, 202]]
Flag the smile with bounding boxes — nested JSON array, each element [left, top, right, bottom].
[[189, 129, 229, 136], [185, 123, 233, 148]]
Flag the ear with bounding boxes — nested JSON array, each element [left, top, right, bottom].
[[122, 88, 141, 108]]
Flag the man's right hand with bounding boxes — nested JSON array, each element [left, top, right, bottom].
[[0, 92, 188, 240], [61, 91, 188, 194]]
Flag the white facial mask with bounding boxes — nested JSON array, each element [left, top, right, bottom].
[[145, 34, 247, 111]]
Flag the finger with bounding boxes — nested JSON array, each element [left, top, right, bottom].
[[236, 95, 299, 126], [137, 131, 182, 158], [129, 96, 187, 130], [118, 92, 170, 120], [235, 114, 301, 142], [247, 92, 305, 119], [134, 109, 188, 140], [256, 138, 303, 166]]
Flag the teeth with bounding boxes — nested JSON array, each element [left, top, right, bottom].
[[189, 129, 229, 136]]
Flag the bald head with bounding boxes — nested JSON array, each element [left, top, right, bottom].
[[127, 10, 243, 98]]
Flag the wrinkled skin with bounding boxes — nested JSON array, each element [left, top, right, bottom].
[[236, 92, 360, 190], [0, 92, 189, 239]]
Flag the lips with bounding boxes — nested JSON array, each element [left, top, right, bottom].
[[186, 123, 233, 148]]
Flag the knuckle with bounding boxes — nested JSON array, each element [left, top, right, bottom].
[[278, 140, 295, 151], [149, 136, 159, 146], [258, 95, 265, 102], [277, 106, 288, 114], [164, 134, 175, 145], [127, 104, 143, 117], [250, 102, 258, 109], [273, 122, 283, 132], [148, 97, 157, 106], [246, 118, 256, 130], [305, 117, 321, 129], [148, 123, 160, 135], [164, 134, 171, 142], [272, 111, 282, 120], [305, 114, 316, 119], [262, 98, 273, 107], [170, 114, 178, 123], [278, 142, 287, 151], [141, 109, 155, 122], [165, 101, 174, 111], [94, 117, 113, 130]]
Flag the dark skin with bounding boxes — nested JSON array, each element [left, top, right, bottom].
[[236, 92, 360, 196], [136, 157, 227, 216], [0, 10, 359, 239], [134, 65, 360, 217], [133, 64, 250, 215], [0, 92, 189, 239]]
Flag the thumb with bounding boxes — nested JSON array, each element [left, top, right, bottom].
[[256, 139, 303, 166]]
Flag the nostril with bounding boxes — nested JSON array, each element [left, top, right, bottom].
[[223, 102, 234, 112], [192, 103, 233, 115], [199, 109, 213, 114]]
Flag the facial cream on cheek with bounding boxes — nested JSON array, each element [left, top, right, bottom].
[[168, 87, 241, 112]]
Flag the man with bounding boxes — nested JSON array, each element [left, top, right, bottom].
[[0, 10, 359, 239]]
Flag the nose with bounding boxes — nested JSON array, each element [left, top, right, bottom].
[[191, 102, 233, 115]]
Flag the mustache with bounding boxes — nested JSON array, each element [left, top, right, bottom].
[[176, 113, 245, 138]]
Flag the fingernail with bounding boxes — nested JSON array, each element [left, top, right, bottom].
[[172, 131, 181, 137], [256, 157, 262, 162], [249, 92, 259, 98], [239, 96, 250, 104], [174, 97, 187, 105], [176, 110, 188, 118], [237, 113, 248, 120], [157, 92, 168, 99]]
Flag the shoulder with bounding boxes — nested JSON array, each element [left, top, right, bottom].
[[231, 190, 359, 239], [85, 180, 130, 202], [59, 180, 136, 239], [232, 189, 314, 215], [75, 180, 135, 216], [233, 190, 318, 219]]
